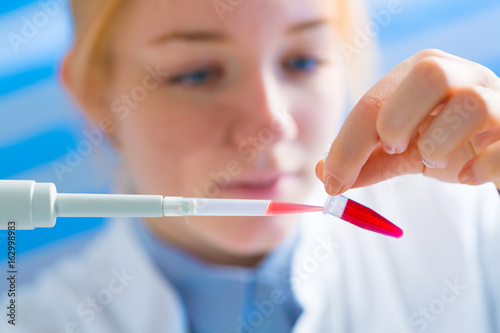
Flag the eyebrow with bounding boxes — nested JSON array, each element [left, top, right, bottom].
[[151, 18, 332, 45], [286, 18, 332, 34], [152, 31, 228, 45]]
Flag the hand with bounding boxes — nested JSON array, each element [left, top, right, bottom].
[[315, 49, 500, 195]]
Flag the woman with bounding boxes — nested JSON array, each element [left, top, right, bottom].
[[3, 0, 500, 332]]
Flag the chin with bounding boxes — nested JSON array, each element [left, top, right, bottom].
[[206, 215, 297, 256]]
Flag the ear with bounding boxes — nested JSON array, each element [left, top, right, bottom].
[[60, 52, 120, 145], [60, 52, 78, 103], [60, 52, 110, 125], [60, 52, 92, 115]]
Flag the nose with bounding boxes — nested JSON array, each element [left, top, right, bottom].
[[229, 69, 298, 147]]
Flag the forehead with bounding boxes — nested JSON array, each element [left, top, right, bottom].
[[119, 0, 338, 45]]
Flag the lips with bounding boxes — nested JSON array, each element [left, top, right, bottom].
[[222, 173, 295, 198], [227, 176, 279, 189]]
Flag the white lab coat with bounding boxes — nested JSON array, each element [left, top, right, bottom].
[[1, 174, 500, 333]]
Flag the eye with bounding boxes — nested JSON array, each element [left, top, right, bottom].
[[284, 55, 322, 73], [168, 67, 222, 87]]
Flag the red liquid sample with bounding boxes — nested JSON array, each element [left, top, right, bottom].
[[266, 201, 323, 215], [342, 199, 403, 238]]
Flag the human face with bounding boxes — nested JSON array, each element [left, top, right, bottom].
[[105, 0, 345, 263]]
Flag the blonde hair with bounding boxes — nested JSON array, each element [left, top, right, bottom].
[[66, 0, 129, 114], [66, 0, 376, 112]]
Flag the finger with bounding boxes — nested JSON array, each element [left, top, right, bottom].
[[376, 57, 477, 155], [458, 140, 500, 186], [322, 101, 379, 195], [349, 135, 479, 188], [351, 142, 424, 188], [472, 128, 500, 153], [417, 86, 500, 168], [458, 140, 500, 185], [322, 50, 453, 195], [422, 141, 475, 182]]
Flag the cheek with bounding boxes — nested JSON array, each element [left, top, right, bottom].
[[114, 99, 231, 195], [295, 75, 346, 157]]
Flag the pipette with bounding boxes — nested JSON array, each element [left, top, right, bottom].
[[0, 180, 403, 237]]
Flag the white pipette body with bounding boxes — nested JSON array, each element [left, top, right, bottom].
[[0, 180, 273, 230]]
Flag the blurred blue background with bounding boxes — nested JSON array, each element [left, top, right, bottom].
[[0, 0, 499, 266]]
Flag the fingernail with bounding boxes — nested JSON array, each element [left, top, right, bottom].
[[382, 143, 408, 155], [422, 158, 447, 169], [458, 164, 476, 184], [383, 145, 397, 154], [315, 161, 322, 179], [422, 158, 437, 168], [325, 175, 344, 195]]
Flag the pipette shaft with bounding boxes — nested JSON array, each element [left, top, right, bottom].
[[0, 180, 319, 230]]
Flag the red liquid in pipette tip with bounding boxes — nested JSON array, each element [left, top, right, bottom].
[[265, 201, 324, 215], [265, 200, 403, 238]]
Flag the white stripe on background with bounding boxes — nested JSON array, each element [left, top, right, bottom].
[[0, 79, 82, 146], [0, 1, 72, 78]]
